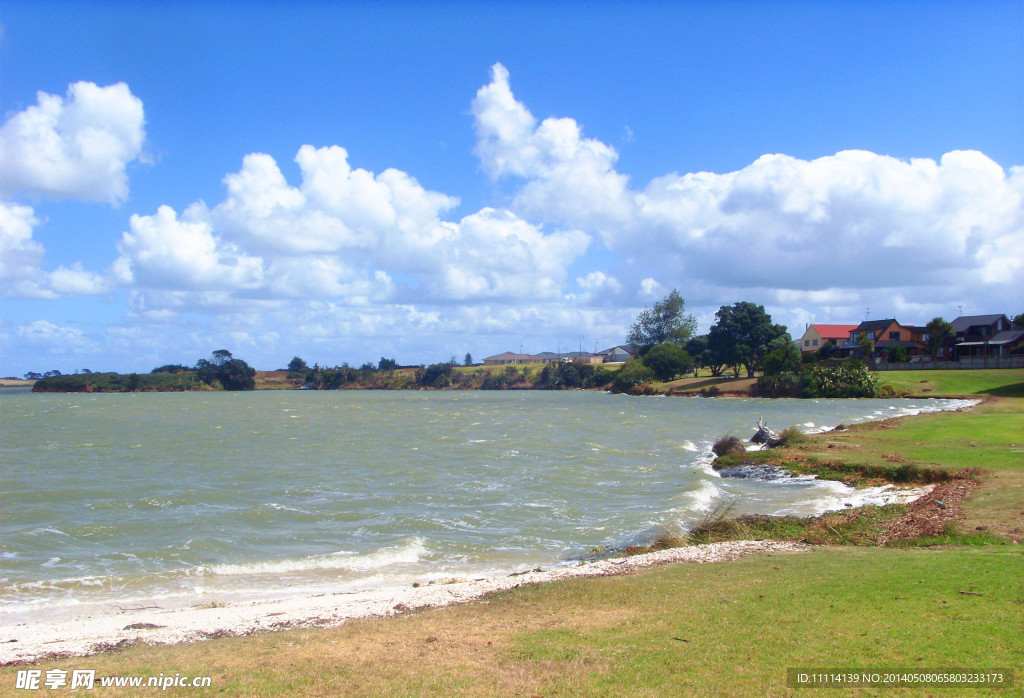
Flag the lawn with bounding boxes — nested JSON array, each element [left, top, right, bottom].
[[874, 368, 1024, 398]]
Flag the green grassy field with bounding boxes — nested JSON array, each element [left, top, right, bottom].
[[874, 368, 1024, 398]]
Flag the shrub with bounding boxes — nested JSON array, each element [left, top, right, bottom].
[[773, 426, 805, 447], [419, 363, 454, 388], [755, 361, 876, 398], [610, 360, 655, 394], [641, 342, 693, 381], [712, 435, 745, 457]]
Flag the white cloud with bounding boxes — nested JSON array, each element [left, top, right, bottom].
[[110, 144, 590, 313], [114, 204, 264, 290], [469, 64, 1023, 318], [15, 320, 96, 357], [629, 150, 1024, 294], [0, 82, 146, 203], [0, 201, 109, 298], [471, 63, 633, 229]]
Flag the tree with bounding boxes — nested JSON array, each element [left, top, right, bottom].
[[641, 342, 694, 382], [626, 289, 697, 353], [378, 357, 398, 372], [418, 363, 454, 388], [1014, 313, 1024, 330], [857, 333, 874, 358], [708, 302, 789, 377], [464, 353, 473, 366], [195, 350, 255, 390], [887, 345, 909, 363], [815, 340, 837, 361], [924, 317, 954, 359], [610, 359, 655, 394], [762, 340, 801, 377], [287, 356, 308, 373]]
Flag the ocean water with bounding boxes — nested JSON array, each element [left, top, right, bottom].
[[0, 389, 968, 622]]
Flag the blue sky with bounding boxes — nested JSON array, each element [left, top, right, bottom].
[[1, 0, 1022, 376]]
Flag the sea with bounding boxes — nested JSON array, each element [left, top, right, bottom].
[[0, 389, 970, 623]]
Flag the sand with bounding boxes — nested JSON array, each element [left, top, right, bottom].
[[0, 540, 807, 664]]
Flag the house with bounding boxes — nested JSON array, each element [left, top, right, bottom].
[[955, 328, 1024, 357], [532, 352, 563, 364], [566, 351, 602, 365], [837, 319, 926, 358], [483, 351, 537, 366], [951, 315, 1013, 343], [596, 345, 638, 363], [797, 324, 858, 353]]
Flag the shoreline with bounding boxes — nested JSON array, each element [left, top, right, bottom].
[[0, 540, 807, 665]]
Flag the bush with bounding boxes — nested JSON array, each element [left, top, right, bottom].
[[419, 363, 454, 388], [755, 361, 876, 398], [641, 342, 693, 382], [773, 426, 805, 447], [712, 435, 745, 457], [610, 360, 655, 394]]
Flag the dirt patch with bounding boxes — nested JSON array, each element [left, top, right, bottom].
[[877, 470, 981, 544]]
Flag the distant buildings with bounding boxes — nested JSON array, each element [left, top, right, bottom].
[[483, 344, 639, 366], [798, 314, 1024, 360]]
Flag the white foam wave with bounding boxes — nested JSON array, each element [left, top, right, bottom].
[[199, 538, 428, 577], [773, 481, 936, 517], [680, 440, 698, 452]]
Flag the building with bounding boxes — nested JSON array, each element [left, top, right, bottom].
[[595, 345, 638, 363], [797, 324, 858, 353], [951, 315, 1013, 343], [837, 319, 926, 358], [482, 351, 537, 366]]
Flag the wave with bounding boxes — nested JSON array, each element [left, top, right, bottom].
[[196, 537, 428, 577]]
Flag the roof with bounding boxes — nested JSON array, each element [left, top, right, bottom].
[[957, 329, 1024, 346], [951, 314, 1010, 332], [809, 324, 858, 339], [597, 345, 637, 356], [483, 351, 533, 361], [533, 352, 560, 360], [853, 318, 900, 332]]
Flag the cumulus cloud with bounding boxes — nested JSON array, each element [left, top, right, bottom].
[[472, 63, 633, 229], [0, 201, 109, 298], [472, 64, 1023, 318], [113, 204, 264, 291], [110, 144, 590, 313], [631, 150, 1024, 294], [0, 82, 146, 203]]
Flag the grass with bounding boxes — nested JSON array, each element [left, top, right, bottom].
[[2, 547, 1019, 696], [874, 368, 1024, 398]]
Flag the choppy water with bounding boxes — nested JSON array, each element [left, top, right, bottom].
[[0, 389, 968, 622]]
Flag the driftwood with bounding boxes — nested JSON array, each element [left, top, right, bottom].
[[750, 417, 778, 446]]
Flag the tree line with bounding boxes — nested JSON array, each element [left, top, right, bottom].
[[615, 289, 876, 398]]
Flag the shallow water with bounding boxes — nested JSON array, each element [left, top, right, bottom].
[[0, 389, 968, 621]]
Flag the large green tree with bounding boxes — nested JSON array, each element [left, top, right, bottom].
[[761, 338, 801, 377], [626, 289, 697, 353], [641, 342, 694, 381], [924, 317, 955, 358], [708, 302, 789, 377], [195, 349, 256, 390]]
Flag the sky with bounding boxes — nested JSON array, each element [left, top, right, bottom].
[[1, 0, 1022, 376]]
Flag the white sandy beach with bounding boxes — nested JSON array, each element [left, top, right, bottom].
[[0, 540, 808, 664]]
